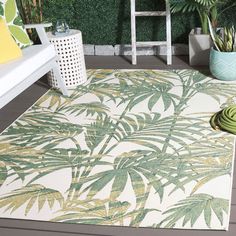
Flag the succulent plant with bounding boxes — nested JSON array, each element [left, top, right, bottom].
[[208, 18, 236, 52]]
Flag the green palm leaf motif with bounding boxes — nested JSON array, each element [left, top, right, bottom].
[[72, 70, 121, 102], [73, 83, 120, 103], [0, 184, 64, 216], [15, 109, 68, 126], [88, 69, 115, 83], [85, 115, 114, 153], [0, 143, 44, 182], [37, 89, 68, 109], [114, 70, 180, 111], [127, 82, 179, 111], [196, 82, 236, 103], [3, 121, 83, 148], [0, 69, 235, 230], [61, 102, 110, 118], [109, 113, 207, 154], [26, 148, 108, 187], [53, 199, 131, 225], [114, 70, 178, 86], [175, 135, 233, 195], [84, 150, 167, 202], [53, 198, 158, 227], [159, 194, 229, 228], [0, 161, 7, 187]]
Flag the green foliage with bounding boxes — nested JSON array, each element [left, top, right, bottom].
[[85, 115, 114, 152], [208, 19, 236, 52], [53, 197, 158, 226], [16, 0, 44, 42], [16, 0, 43, 24], [42, 0, 194, 44], [53, 199, 131, 224], [159, 194, 229, 228], [0, 143, 45, 182], [4, 109, 83, 148], [84, 150, 164, 201], [0, 162, 7, 188], [11, 0, 236, 44], [61, 102, 110, 118], [170, 0, 236, 34], [13, 15, 23, 26], [0, 184, 64, 215]]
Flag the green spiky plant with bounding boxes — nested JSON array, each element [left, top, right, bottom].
[[208, 18, 236, 52], [170, 0, 236, 34]]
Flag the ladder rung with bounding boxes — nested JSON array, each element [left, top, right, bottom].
[[136, 41, 167, 46], [135, 11, 167, 17]]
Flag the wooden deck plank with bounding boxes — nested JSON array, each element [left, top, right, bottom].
[[0, 218, 236, 236], [230, 205, 236, 223], [231, 189, 236, 205]]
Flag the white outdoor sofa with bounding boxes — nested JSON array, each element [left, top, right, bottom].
[[0, 23, 68, 109]]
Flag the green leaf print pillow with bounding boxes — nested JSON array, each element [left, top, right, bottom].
[[0, 0, 31, 48]]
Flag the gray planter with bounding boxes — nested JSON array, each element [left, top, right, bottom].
[[189, 28, 212, 66]]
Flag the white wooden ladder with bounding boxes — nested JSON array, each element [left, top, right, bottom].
[[130, 0, 172, 65]]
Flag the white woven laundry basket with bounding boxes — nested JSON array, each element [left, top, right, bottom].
[[47, 30, 87, 88]]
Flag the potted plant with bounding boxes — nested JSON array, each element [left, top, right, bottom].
[[208, 21, 236, 81], [170, 0, 236, 65]]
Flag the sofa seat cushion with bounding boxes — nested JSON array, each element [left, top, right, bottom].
[[0, 44, 56, 98]]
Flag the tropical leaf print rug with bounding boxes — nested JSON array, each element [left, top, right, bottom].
[[0, 69, 235, 230]]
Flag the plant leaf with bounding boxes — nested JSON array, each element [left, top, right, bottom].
[[5, 0, 16, 23], [160, 194, 229, 228], [0, 162, 7, 187], [8, 25, 31, 45], [0, 184, 64, 215]]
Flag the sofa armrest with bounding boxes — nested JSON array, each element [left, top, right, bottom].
[[24, 23, 52, 45], [24, 23, 52, 29]]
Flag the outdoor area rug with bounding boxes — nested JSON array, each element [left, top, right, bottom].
[[0, 69, 235, 230]]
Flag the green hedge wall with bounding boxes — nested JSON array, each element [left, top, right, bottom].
[[43, 0, 236, 45]]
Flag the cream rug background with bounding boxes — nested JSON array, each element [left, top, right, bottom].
[[0, 69, 235, 230]]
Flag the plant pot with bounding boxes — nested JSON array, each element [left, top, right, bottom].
[[210, 48, 236, 81], [189, 28, 213, 66]]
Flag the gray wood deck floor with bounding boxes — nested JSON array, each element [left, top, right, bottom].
[[0, 55, 235, 236]]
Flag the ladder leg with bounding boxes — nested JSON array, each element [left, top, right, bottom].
[[166, 0, 172, 65], [131, 0, 137, 65]]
